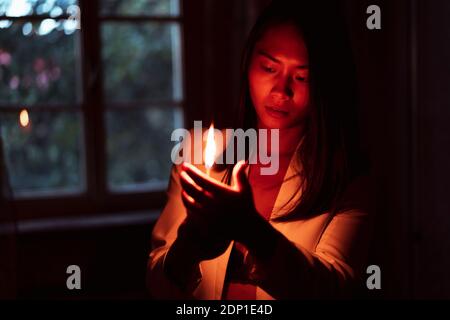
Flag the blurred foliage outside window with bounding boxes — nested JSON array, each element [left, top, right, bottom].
[[0, 0, 183, 198]]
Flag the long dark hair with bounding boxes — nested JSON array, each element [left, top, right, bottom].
[[220, 0, 369, 221]]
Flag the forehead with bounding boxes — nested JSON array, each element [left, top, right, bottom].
[[254, 22, 308, 63]]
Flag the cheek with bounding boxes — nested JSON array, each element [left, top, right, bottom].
[[248, 69, 271, 108], [293, 84, 310, 112]]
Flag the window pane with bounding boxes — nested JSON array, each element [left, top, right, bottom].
[[0, 19, 81, 105], [0, 110, 84, 196], [100, 0, 179, 16], [101, 22, 182, 103], [106, 107, 182, 192], [0, 0, 78, 17]]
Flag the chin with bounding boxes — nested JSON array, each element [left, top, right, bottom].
[[259, 116, 291, 130]]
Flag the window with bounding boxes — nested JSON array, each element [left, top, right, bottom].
[[100, 0, 183, 192], [0, 0, 184, 218], [0, 0, 83, 198]]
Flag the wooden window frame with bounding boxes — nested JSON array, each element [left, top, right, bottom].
[[1, 0, 190, 220]]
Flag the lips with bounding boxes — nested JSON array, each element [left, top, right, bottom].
[[265, 106, 289, 119]]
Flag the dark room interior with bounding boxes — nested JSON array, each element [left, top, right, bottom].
[[1, 0, 450, 301]]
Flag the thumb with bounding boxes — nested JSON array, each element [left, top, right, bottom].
[[232, 160, 250, 192]]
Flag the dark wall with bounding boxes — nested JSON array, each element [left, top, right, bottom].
[[414, 0, 450, 299], [345, 0, 414, 299], [16, 217, 154, 299], [345, 0, 450, 299]]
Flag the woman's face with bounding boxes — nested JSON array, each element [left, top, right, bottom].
[[248, 22, 310, 129]]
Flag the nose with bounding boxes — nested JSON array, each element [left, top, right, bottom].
[[270, 74, 293, 103]]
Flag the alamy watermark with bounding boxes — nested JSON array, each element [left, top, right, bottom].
[[171, 121, 280, 175], [366, 264, 381, 290], [66, 265, 81, 290], [366, 5, 381, 30]]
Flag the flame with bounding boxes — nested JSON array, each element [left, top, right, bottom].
[[204, 123, 216, 170], [19, 109, 30, 127]]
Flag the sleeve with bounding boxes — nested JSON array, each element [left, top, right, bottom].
[[146, 163, 203, 299], [247, 175, 375, 299]]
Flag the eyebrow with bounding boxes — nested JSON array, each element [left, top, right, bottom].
[[257, 49, 309, 69]]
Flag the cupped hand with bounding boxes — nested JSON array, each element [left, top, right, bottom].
[[179, 160, 259, 245]]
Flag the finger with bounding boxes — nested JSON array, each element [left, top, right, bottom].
[[181, 190, 202, 212], [185, 209, 223, 241], [183, 205, 212, 238], [232, 160, 250, 191], [180, 171, 213, 204], [178, 217, 207, 243], [182, 162, 229, 194], [181, 191, 215, 229]]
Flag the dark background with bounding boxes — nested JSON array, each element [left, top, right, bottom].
[[1, 0, 450, 299]]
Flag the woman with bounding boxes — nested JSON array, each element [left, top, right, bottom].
[[147, 0, 374, 300]]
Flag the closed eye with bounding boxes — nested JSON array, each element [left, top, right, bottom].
[[295, 73, 308, 82], [260, 63, 277, 73]]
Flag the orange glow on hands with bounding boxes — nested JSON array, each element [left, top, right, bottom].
[[204, 123, 216, 176]]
